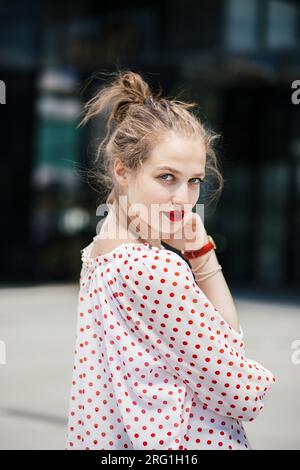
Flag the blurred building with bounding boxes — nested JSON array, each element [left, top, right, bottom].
[[0, 0, 299, 289]]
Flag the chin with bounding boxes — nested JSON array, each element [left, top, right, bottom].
[[159, 225, 183, 240]]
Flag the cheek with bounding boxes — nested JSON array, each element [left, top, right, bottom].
[[192, 188, 200, 204], [142, 179, 170, 203]]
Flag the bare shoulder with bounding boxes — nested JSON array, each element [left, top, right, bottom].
[[90, 237, 117, 259]]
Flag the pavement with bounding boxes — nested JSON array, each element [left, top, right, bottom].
[[0, 284, 299, 450]]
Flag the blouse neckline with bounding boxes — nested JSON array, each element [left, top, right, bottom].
[[81, 240, 164, 267]]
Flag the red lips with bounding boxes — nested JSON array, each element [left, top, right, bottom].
[[166, 210, 185, 222]]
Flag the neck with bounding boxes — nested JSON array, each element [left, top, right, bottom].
[[106, 199, 162, 250]]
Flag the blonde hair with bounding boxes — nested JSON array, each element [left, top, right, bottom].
[[78, 69, 224, 205]]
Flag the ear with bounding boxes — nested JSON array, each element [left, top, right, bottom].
[[114, 158, 130, 187]]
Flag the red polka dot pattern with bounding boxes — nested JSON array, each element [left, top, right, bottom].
[[65, 241, 276, 450]]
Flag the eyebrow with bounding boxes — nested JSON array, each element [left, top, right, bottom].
[[155, 165, 205, 178]]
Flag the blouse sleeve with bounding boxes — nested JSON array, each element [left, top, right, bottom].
[[106, 246, 276, 422]]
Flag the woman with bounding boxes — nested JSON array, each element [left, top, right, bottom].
[[65, 70, 276, 450]]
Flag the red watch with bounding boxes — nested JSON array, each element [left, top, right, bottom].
[[181, 235, 216, 260]]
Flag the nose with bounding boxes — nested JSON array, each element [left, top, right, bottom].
[[171, 183, 190, 207]]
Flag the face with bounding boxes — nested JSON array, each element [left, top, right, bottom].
[[115, 131, 206, 240]]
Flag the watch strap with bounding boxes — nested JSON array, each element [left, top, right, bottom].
[[181, 235, 216, 260]]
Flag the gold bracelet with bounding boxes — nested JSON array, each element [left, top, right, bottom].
[[189, 243, 221, 282], [189, 248, 213, 272]]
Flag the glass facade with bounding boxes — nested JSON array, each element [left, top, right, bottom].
[[0, 0, 299, 288]]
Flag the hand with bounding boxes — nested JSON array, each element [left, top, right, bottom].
[[161, 211, 209, 252]]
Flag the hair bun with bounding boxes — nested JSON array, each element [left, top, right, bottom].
[[112, 71, 152, 123], [77, 70, 153, 128]]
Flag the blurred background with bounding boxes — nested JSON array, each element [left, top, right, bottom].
[[0, 0, 300, 450]]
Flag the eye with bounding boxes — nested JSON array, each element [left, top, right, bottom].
[[190, 177, 203, 185], [159, 174, 204, 184], [159, 173, 174, 182]]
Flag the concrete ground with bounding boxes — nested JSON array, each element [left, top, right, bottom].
[[0, 284, 299, 450]]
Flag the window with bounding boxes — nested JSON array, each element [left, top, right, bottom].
[[267, 0, 298, 49], [224, 0, 258, 51]]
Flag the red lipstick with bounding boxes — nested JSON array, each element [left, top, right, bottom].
[[165, 210, 185, 222]]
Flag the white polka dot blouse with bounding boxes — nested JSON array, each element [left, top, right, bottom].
[[65, 240, 276, 450]]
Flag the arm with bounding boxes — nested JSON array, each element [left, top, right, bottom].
[[106, 246, 276, 422], [189, 233, 241, 335]]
